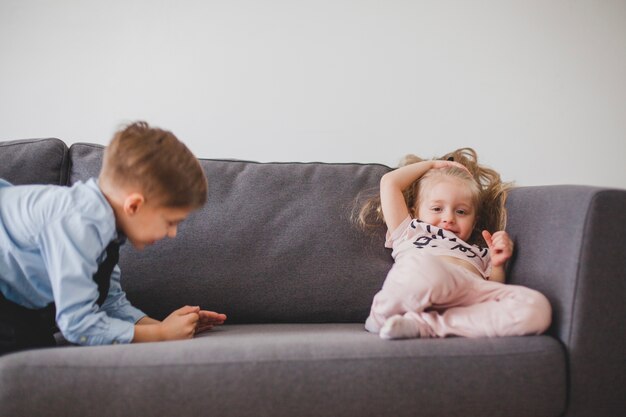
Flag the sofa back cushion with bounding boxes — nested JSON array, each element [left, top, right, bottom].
[[0, 139, 69, 185], [69, 143, 393, 323]]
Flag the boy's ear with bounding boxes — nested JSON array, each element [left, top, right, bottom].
[[123, 193, 145, 216]]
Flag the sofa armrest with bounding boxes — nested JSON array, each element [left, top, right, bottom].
[[506, 186, 626, 417]]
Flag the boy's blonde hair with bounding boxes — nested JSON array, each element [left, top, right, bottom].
[[100, 121, 208, 208], [355, 148, 512, 246]]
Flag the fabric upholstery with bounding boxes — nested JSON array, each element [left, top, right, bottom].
[[506, 186, 626, 416], [0, 324, 566, 417], [0, 138, 68, 185], [0, 138, 624, 417], [68, 143, 393, 323]]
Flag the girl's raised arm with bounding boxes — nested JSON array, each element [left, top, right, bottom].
[[380, 161, 434, 231], [380, 160, 466, 231]]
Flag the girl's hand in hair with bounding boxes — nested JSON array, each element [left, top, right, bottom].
[[432, 160, 472, 175]]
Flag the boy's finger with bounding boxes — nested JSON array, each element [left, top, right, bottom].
[[177, 305, 201, 315], [199, 311, 227, 320], [201, 317, 225, 324], [185, 312, 200, 324]]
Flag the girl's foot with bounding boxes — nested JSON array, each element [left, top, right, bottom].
[[380, 315, 424, 340]]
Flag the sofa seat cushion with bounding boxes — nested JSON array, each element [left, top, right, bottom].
[[0, 324, 565, 417]]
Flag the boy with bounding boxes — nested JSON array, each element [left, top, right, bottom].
[[0, 121, 226, 355]]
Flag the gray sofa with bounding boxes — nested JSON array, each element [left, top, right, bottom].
[[0, 138, 624, 417]]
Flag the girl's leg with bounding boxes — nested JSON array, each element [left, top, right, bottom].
[[365, 257, 474, 334], [406, 277, 552, 338]]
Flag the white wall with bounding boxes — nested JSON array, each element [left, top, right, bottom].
[[1, 0, 625, 188]]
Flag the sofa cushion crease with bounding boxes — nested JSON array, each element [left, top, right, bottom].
[[0, 324, 565, 366], [0, 324, 566, 417]]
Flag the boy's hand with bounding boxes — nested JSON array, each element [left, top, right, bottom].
[[160, 305, 201, 340], [482, 230, 514, 267], [195, 310, 227, 334], [133, 307, 226, 343]]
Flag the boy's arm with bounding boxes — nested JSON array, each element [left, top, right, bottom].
[[39, 218, 138, 345], [136, 316, 160, 325], [100, 266, 146, 323]]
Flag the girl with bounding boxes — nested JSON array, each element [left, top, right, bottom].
[[357, 148, 551, 339]]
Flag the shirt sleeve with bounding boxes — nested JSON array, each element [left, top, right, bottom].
[[37, 215, 137, 345], [384, 215, 413, 248], [101, 265, 146, 324]]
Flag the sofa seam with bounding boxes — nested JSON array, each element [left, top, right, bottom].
[[57, 141, 70, 186], [0, 138, 61, 148], [561, 189, 604, 417], [565, 190, 607, 348], [199, 159, 393, 169], [68, 142, 393, 168], [4, 345, 563, 369], [566, 195, 587, 348]]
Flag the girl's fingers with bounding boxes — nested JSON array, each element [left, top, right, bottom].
[[482, 230, 493, 247]]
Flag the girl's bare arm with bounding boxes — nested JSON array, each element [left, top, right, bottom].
[[482, 230, 514, 283], [380, 160, 467, 231]]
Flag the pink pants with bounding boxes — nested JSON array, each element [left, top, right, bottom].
[[365, 258, 552, 338]]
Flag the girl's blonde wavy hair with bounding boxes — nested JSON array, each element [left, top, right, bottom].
[[354, 148, 512, 246]]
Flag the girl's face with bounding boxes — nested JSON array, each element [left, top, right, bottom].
[[415, 177, 477, 242]]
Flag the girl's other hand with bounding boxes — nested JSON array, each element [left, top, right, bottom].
[[482, 230, 514, 267]]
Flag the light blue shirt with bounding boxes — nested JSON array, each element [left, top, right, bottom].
[[0, 178, 146, 345]]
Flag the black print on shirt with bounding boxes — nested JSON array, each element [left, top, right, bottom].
[[411, 220, 488, 259]]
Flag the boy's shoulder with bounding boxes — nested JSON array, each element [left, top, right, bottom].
[[0, 178, 118, 252], [2, 178, 115, 233], [56, 179, 113, 221]]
